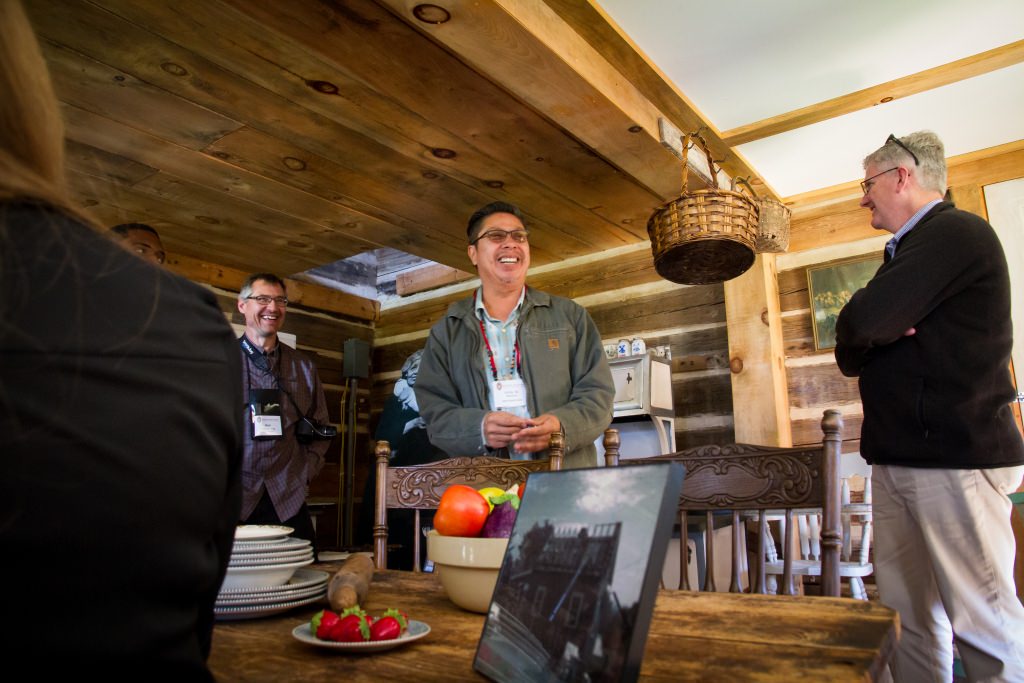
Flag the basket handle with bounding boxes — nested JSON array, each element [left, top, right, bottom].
[[679, 132, 719, 192], [732, 175, 760, 199]]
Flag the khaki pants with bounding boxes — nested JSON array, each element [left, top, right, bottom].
[[874, 464, 1024, 682]]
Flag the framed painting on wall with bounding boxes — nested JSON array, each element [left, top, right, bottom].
[[806, 254, 883, 351]]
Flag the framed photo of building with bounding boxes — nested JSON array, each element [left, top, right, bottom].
[[473, 462, 685, 683], [806, 254, 883, 350]]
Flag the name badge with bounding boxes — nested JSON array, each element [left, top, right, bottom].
[[491, 378, 527, 410], [253, 414, 283, 438], [249, 388, 283, 440]]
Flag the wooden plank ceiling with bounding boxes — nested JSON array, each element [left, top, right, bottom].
[[29, 0, 691, 280], [28, 0, 1020, 291]]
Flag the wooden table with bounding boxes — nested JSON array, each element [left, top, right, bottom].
[[209, 566, 899, 682]]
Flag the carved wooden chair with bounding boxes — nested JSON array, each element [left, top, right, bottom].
[[373, 429, 621, 570], [621, 409, 844, 596]]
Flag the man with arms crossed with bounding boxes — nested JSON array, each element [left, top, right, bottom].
[[416, 201, 613, 468], [836, 131, 1024, 682]]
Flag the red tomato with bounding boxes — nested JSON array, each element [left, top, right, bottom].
[[434, 485, 490, 536]]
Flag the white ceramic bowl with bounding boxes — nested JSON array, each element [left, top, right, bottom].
[[220, 558, 313, 591], [426, 530, 509, 613]]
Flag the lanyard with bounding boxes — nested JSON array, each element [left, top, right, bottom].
[[477, 317, 520, 382], [240, 335, 274, 396], [239, 335, 304, 418], [240, 335, 271, 373], [477, 318, 520, 382]]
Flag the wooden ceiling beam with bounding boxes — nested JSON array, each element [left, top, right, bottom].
[[215, 0, 656, 245], [944, 138, 1024, 188], [378, 0, 773, 200], [376, 0, 675, 199], [166, 254, 380, 322], [396, 264, 475, 297], [722, 39, 1024, 146], [541, 0, 775, 198]]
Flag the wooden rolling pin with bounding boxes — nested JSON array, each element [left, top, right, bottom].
[[327, 554, 375, 611]]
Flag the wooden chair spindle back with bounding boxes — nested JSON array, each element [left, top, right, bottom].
[[636, 410, 844, 597]]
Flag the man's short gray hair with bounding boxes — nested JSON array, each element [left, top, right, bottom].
[[864, 131, 947, 195], [238, 273, 287, 301]]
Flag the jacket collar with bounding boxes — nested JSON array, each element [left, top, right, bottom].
[[448, 285, 550, 321]]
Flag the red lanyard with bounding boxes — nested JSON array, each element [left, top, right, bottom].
[[477, 319, 520, 382], [477, 316, 521, 383]]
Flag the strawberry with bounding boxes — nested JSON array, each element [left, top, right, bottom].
[[311, 609, 340, 640], [328, 614, 370, 642], [382, 608, 408, 633], [369, 616, 402, 641]]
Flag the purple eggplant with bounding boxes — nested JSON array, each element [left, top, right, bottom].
[[479, 493, 520, 538]]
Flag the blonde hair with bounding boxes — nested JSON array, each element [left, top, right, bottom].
[[0, 0, 90, 221]]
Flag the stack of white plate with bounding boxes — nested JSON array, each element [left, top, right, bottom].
[[215, 525, 325, 620]]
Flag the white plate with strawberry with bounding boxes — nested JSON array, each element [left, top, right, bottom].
[[292, 608, 430, 653]]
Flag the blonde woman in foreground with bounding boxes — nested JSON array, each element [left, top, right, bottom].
[[0, 1, 243, 678]]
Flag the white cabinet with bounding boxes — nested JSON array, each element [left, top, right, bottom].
[[598, 354, 676, 459], [610, 354, 673, 416]]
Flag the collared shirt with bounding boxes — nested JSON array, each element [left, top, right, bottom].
[[885, 198, 942, 260], [240, 337, 330, 521], [474, 287, 525, 382], [474, 287, 532, 457]]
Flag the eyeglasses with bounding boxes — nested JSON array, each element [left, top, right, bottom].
[[860, 167, 899, 195], [246, 295, 289, 306], [885, 133, 919, 166], [470, 229, 529, 245]]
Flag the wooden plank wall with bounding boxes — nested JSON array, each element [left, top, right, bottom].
[[777, 263, 864, 453]]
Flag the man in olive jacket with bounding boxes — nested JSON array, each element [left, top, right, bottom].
[[835, 131, 1024, 682], [416, 201, 613, 469]]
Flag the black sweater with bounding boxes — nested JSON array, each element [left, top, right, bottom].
[[0, 202, 243, 679], [835, 201, 1024, 469]]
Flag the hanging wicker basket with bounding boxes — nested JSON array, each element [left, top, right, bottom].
[[735, 177, 791, 253], [647, 134, 758, 285]]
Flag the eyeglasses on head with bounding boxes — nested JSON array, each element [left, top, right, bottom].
[[885, 134, 919, 166]]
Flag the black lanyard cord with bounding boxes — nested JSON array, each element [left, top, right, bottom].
[[239, 336, 307, 419]]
